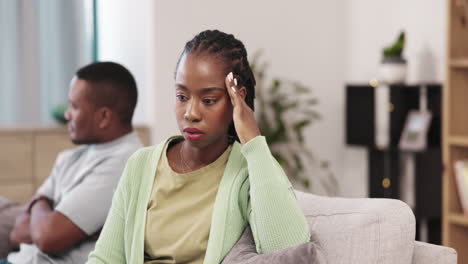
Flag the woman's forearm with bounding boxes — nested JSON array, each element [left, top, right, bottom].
[[241, 136, 310, 253]]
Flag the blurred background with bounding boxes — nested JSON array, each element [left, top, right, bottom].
[[0, 0, 449, 246]]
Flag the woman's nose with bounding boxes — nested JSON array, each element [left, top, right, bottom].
[[184, 100, 201, 122]]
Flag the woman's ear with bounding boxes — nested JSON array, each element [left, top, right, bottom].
[[238, 86, 247, 101], [232, 74, 247, 100]]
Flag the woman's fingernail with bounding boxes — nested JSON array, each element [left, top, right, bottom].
[[231, 86, 236, 93], [228, 72, 233, 81], [234, 78, 238, 86]]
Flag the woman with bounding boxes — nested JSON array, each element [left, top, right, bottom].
[[87, 29, 310, 264]]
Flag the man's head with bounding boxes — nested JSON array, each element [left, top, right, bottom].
[[64, 62, 138, 144]]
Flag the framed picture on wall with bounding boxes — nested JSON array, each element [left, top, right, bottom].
[[399, 110, 432, 152]]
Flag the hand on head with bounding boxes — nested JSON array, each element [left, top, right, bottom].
[[175, 29, 261, 147], [225, 72, 260, 144]]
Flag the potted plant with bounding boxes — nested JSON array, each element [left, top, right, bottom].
[[51, 104, 68, 124], [250, 52, 338, 195], [378, 31, 407, 84]]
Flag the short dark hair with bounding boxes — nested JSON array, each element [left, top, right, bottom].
[[76, 61, 137, 126], [176, 30, 256, 142]]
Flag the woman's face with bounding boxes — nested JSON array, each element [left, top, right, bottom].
[[174, 53, 233, 149]]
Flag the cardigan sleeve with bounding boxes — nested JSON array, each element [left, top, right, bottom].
[[86, 157, 133, 263], [240, 136, 310, 254]]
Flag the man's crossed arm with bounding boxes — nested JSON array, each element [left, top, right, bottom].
[[9, 194, 99, 255]]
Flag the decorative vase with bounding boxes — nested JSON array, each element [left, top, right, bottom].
[[378, 57, 407, 84]]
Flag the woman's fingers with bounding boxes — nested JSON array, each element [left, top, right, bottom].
[[225, 71, 261, 144], [225, 72, 241, 107]]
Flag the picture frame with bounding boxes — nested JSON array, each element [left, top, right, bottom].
[[398, 110, 432, 152]]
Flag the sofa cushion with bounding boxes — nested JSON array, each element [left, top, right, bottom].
[[0, 197, 24, 258], [222, 226, 326, 264], [295, 191, 415, 264]]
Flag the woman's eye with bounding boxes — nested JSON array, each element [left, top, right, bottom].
[[203, 98, 216, 105]]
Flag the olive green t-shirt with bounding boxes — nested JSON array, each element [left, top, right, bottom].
[[144, 142, 232, 264]]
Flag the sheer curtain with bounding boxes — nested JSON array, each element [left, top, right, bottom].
[[0, 0, 95, 125]]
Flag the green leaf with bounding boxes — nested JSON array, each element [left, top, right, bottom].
[[269, 122, 288, 143], [250, 62, 256, 71], [283, 101, 298, 112], [294, 83, 310, 94], [270, 79, 281, 94], [273, 152, 286, 167], [294, 120, 311, 130], [293, 153, 303, 171], [293, 119, 311, 143], [301, 178, 310, 189], [258, 71, 265, 79], [383, 31, 405, 57]]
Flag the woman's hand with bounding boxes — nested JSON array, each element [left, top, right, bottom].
[[225, 72, 261, 144]]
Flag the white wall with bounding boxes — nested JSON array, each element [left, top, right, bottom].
[[97, 0, 156, 131], [340, 0, 447, 197], [344, 0, 446, 83]]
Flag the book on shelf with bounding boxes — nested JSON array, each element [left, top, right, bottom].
[[454, 160, 468, 215]]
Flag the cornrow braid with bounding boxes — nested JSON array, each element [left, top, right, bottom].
[[176, 29, 256, 143]]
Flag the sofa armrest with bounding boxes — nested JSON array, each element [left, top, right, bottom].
[[295, 191, 416, 264], [412, 241, 457, 264]]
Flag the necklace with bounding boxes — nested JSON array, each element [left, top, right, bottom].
[[179, 142, 193, 173]]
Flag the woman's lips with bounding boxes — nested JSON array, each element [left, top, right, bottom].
[[183, 128, 204, 141]]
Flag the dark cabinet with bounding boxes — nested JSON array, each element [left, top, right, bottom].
[[345, 84, 442, 244], [346, 84, 441, 148]]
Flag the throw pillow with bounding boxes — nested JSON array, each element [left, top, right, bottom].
[[222, 227, 326, 264]]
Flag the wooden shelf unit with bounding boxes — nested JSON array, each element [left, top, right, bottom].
[[450, 58, 468, 68], [443, 0, 468, 262], [448, 136, 468, 147], [449, 213, 468, 227]]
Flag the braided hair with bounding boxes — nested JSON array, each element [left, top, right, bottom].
[[176, 29, 256, 142]]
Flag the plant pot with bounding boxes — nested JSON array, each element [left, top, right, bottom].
[[378, 57, 407, 84]]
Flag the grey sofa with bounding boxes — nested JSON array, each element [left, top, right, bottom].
[[295, 191, 457, 264], [223, 191, 456, 263]]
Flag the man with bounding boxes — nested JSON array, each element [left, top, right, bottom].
[[2, 62, 143, 263]]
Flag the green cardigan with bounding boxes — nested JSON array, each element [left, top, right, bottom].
[[87, 136, 310, 263]]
